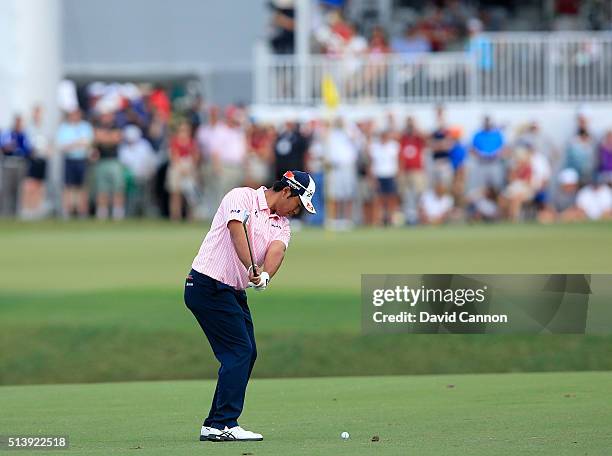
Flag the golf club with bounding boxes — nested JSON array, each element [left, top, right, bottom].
[[242, 211, 258, 277]]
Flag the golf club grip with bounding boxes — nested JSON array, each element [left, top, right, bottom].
[[242, 223, 258, 277]]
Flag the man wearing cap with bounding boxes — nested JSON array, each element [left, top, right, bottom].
[[553, 168, 583, 222], [184, 170, 316, 442]]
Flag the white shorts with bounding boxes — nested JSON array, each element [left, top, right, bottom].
[[327, 166, 357, 201]]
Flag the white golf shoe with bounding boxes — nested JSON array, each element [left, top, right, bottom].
[[204, 425, 263, 442], [199, 426, 213, 441]]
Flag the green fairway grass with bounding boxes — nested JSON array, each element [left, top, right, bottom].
[[1, 221, 612, 384], [1, 372, 611, 455], [2, 220, 612, 292]]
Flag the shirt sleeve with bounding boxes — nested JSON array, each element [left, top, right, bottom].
[[272, 223, 291, 249], [221, 188, 252, 226]]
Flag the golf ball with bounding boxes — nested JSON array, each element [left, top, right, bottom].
[[341, 431, 350, 440]]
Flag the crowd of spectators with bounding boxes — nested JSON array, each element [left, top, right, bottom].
[[1, 81, 277, 222], [305, 105, 612, 227], [269, 0, 612, 57], [269, 0, 479, 57], [267, 1, 612, 102], [1, 82, 611, 226]]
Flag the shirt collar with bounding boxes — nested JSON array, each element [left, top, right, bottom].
[[256, 186, 278, 218]]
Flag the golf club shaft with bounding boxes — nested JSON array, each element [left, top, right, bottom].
[[242, 223, 258, 277]]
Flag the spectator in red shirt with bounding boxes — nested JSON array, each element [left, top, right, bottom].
[[149, 85, 171, 122], [398, 117, 428, 223], [329, 12, 354, 51], [166, 121, 198, 221]]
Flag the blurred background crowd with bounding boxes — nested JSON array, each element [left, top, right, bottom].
[[2, 0, 612, 227], [1, 81, 611, 227]]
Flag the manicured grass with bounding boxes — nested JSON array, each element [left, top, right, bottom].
[[1, 287, 611, 384], [1, 372, 611, 455], [1, 221, 610, 454], [1, 221, 611, 385], [1, 220, 611, 293]]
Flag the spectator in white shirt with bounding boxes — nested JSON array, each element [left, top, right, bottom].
[[419, 179, 454, 225], [119, 125, 157, 217], [324, 118, 358, 228], [369, 129, 400, 226], [575, 177, 612, 220]]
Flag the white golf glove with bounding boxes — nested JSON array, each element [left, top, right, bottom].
[[248, 271, 270, 291]]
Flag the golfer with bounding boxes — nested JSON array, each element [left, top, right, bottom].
[[184, 170, 316, 442]]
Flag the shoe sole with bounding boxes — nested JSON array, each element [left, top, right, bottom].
[[201, 435, 263, 442]]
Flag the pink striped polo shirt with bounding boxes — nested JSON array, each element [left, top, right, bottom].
[[191, 186, 291, 290]]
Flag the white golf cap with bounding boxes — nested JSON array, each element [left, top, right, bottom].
[[281, 170, 316, 214]]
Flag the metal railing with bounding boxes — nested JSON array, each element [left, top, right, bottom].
[[254, 32, 612, 105]]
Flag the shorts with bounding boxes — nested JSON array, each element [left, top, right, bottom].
[[472, 159, 505, 191], [166, 158, 195, 193], [358, 177, 376, 202], [64, 158, 88, 187], [377, 177, 397, 195], [327, 166, 357, 201], [431, 159, 454, 186], [504, 180, 533, 199], [27, 157, 46, 181], [219, 163, 244, 197], [398, 170, 427, 196], [95, 159, 125, 194]]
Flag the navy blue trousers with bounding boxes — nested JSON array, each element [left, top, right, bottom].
[[184, 269, 257, 430]]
